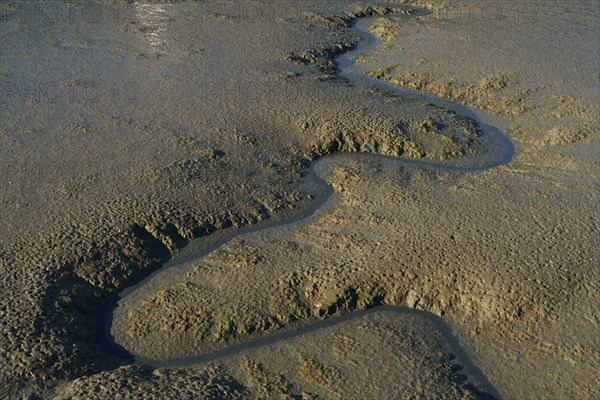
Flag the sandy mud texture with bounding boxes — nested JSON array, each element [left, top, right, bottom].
[[0, 0, 598, 399]]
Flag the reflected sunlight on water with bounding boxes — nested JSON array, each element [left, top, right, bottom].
[[134, 3, 169, 49]]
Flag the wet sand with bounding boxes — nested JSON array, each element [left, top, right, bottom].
[[1, 1, 598, 399]]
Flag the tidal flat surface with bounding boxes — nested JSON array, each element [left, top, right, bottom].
[[0, 1, 598, 399]]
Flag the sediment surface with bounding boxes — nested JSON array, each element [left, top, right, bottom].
[[0, 1, 598, 399]]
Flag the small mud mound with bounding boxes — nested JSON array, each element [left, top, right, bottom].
[[309, 113, 480, 160]]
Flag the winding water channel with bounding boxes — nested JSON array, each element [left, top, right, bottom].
[[97, 11, 514, 399]]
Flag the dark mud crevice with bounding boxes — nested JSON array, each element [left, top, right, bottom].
[[31, 200, 287, 382], [285, 40, 357, 75], [33, 272, 124, 380], [31, 221, 178, 380], [286, 4, 418, 75], [130, 223, 173, 262]]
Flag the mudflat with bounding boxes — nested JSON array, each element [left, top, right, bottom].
[[0, 1, 597, 399]]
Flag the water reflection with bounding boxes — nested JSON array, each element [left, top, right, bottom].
[[133, 3, 169, 49]]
